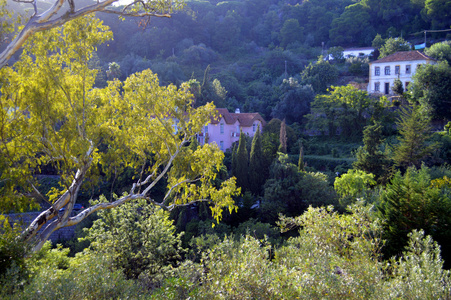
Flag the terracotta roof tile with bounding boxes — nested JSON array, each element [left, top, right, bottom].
[[371, 51, 435, 64], [210, 108, 266, 127]]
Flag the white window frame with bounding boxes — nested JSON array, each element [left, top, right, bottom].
[[384, 66, 390, 75]]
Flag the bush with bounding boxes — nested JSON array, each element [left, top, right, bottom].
[[84, 198, 185, 286], [0, 216, 29, 296]]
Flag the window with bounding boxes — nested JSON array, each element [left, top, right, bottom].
[[375, 67, 380, 76], [405, 81, 410, 90], [236, 125, 240, 133], [220, 141, 224, 151], [375, 82, 380, 92], [395, 65, 400, 75], [406, 65, 411, 74], [384, 66, 390, 75], [220, 123, 224, 134], [253, 123, 257, 132], [384, 83, 390, 95], [204, 126, 208, 133]]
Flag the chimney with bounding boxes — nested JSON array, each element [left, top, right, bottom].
[[235, 108, 240, 114]]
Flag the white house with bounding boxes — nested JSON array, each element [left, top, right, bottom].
[[327, 47, 374, 60], [343, 47, 375, 59], [367, 51, 436, 95]]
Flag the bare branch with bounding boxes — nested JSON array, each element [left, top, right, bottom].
[[0, 0, 175, 68]]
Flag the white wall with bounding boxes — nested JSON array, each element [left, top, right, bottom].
[[367, 59, 433, 95]]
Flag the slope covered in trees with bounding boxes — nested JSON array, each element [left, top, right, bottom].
[[1, 0, 451, 298]]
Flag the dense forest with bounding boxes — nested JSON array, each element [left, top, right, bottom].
[[1, 0, 451, 298]]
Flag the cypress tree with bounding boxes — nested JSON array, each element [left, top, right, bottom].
[[235, 129, 249, 191], [231, 143, 237, 176], [249, 126, 265, 195], [298, 142, 305, 172], [353, 121, 390, 183], [278, 119, 287, 154]]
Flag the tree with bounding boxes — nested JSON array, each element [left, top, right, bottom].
[[278, 119, 287, 154], [0, 0, 185, 68], [280, 18, 303, 48], [329, 3, 374, 46], [425, 41, 451, 64], [249, 126, 265, 195], [301, 56, 338, 93], [378, 166, 451, 260], [0, 16, 239, 252], [378, 37, 411, 58], [306, 85, 372, 138], [392, 78, 404, 95], [85, 198, 184, 281], [271, 78, 315, 124], [298, 142, 305, 172], [392, 106, 436, 169], [234, 129, 249, 191], [372, 33, 385, 49], [334, 169, 376, 207], [410, 61, 451, 120], [353, 121, 390, 183]]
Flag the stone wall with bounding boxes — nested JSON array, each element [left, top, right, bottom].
[[6, 212, 78, 242]]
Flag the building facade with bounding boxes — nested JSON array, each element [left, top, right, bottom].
[[367, 51, 436, 95], [197, 108, 266, 151]]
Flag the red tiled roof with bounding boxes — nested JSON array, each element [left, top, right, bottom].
[[371, 51, 435, 64], [210, 108, 266, 127]]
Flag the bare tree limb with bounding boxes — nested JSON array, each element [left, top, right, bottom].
[[0, 0, 175, 68]]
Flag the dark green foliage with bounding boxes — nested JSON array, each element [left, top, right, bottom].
[[280, 19, 303, 48], [0, 216, 29, 295], [278, 119, 287, 154], [392, 106, 436, 169], [298, 142, 305, 172], [353, 121, 391, 183], [271, 78, 315, 125], [249, 127, 265, 196], [234, 130, 249, 191], [378, 167, 451, 264], [410, 61, 451, 120], [329, 3, 374, 46], [378, 37, 411, 58], [234, 218, 281, 245], [328, 46, 344, 62], [85, 199, 185, 281], [425, 41, 451, 64], [301, 57, 338, 93], [306, 85, 372, 139], [392, 78, 404, 96], [261, 153, 337, 223]]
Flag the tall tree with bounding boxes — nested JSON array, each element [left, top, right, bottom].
[[301, 57, 338, 93], [235, 130, 249, 191], [353, 121, 390, 183], [249, 126, 265, 195], [279, 119, 287, 154], [0, 16, 238, 252], [392, 106, 436, 169], [306, 85, 372, 138], [378, 166, 451, 262], [298, 142, 305, 172], [378, 37, 411, 58], [410, 61, 451, 121]]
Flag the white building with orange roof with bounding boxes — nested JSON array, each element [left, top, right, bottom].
[[367, 50, 436, 95]]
